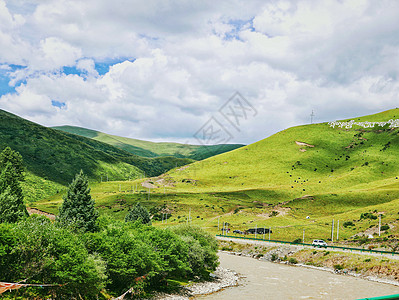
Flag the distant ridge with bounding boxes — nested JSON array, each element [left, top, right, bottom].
[[52, 125, 244, 160], [0, 109, 191, 186]]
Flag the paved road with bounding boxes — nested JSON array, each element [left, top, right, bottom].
[[216, 236, 399, 260]]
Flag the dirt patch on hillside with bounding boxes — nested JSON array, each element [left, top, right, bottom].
[[295, 141, 315, 147], [27, 208, 56, 220], [141, 180, 158, 189]]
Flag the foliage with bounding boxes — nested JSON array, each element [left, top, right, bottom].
[[0, 189, 27, 223], [380, 224, 389, 231], [59, 170, 99, 232], [343, 221, 355, 227], [360, 212, 377, 220], [0, 147, 28, 223], [289, 257, 298, 264], [170, 224, 219, 277], [0, 146, 24, 181], [125, 202, 151, 224], [1, 217, 219, 299], [0, 216, 106, 299], [292, 238, 302, 244]]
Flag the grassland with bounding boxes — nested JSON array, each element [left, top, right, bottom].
[[33, 109, 399, 244], [53, 125, 244, 160], [0, 109, 193, 203]]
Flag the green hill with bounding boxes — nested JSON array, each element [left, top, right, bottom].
[[0, 110, 191, 201], [34, 108, 399, 243], [52, 125, 244, 160]]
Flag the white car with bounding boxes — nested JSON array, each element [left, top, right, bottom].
[[312, 240, 328, 247]]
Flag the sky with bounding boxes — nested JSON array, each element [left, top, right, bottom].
[[1, 0, 399, 145]]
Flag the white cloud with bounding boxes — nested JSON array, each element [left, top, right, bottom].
[[1, 0, 399, 144]]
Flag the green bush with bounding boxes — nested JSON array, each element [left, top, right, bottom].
[[170, 224, 219, 277], [360, 212, 377, 220], [381, 224, 390, 231], [0, 216, 105, 299], [289, 257, 298, 264], [334, 264, 344, 270], [1, 217, 219, 298], [271, 253, 278, 261], [343, 221, 355, 227]]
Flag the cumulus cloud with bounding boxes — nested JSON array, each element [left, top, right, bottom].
[[1, 0, 399, 144]]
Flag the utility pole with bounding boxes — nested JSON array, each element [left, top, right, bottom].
[[310, 110, 315, 124], [337, 220, 339, 241], [331, 219, 334, 243], [379, 215, 381, 237], [263, 228, 265, 240]]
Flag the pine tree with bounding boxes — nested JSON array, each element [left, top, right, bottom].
[[125, 202, 151, 225], [0, 147, 28, 223], [59, 170, 99, 232], [0, 146, 24, 181], [0, 188, 27, 223]]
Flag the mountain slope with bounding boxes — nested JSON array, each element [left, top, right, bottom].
[[34, 108, 399, 242], [52, 125, 244, 160], [0, 110, 191, 191]]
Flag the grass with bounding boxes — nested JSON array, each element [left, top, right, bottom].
[[53, 125, 244, 160], [33, 108, 399, 243]]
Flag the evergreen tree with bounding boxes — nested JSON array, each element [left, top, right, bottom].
[[0, 146, 24, 181], [0, 147, 28, 223], [125, 202, 151, 224], [0, 188, 27, 223], [59, 170, 99, 232]]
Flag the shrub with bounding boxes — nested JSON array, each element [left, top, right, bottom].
[[343, 221, 355, 227], [292, 238, 302, 244], [271, 253, 278, 261], [170, 224, 219, 278], [381, 224, 390, 231], [289, 258, 298, 264], [334, 264, 344, 270], [0, 216, 105, 299], [125, 202, 151, 225], [360, 212, 377, 220]]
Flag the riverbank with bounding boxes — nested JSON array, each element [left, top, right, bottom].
[[197, 252, 399, 300], [152, 266, 239, 300], [218, 238, 399, 286]]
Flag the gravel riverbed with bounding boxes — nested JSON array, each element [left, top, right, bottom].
[[152, 267, 239, 300]]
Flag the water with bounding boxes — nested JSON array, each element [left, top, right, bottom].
[[198, 252, 399, 300]]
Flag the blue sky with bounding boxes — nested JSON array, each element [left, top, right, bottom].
[[1, 0, 399, 144]]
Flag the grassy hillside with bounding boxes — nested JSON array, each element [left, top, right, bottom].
[[0, 110, 191, 202], [34, 109, 399, 244], [53, 125, 244, 160]]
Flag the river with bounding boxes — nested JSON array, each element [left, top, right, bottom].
[[197, 252, 399, 300]]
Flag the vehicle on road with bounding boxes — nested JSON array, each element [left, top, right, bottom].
[[312, 239, 328, 248]]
